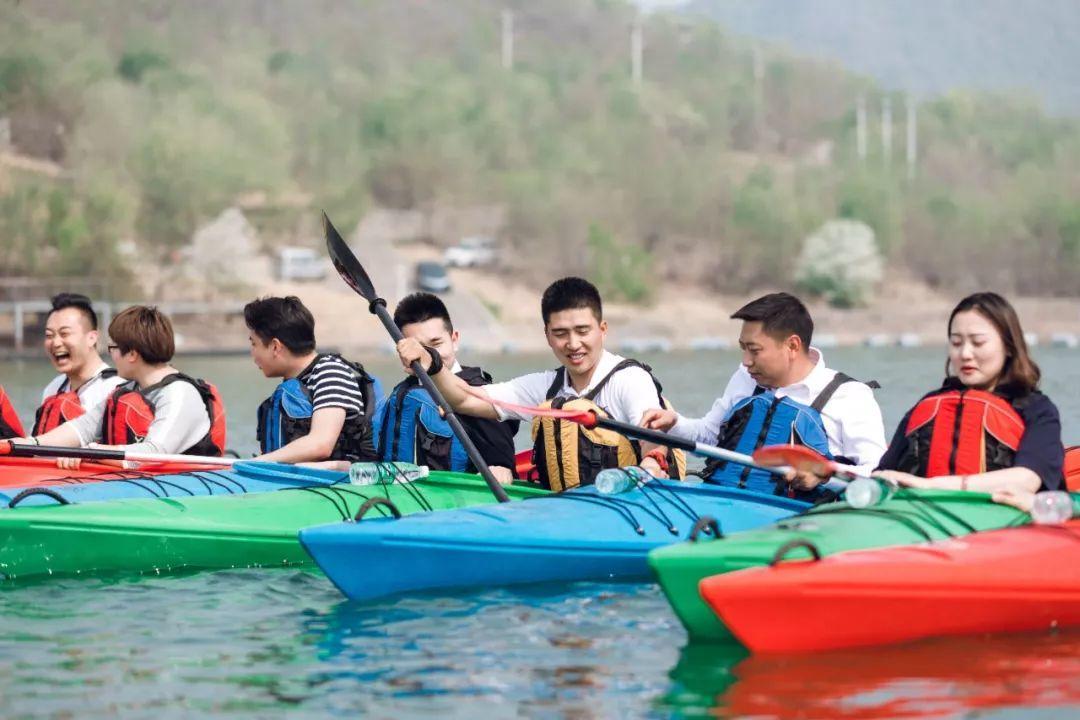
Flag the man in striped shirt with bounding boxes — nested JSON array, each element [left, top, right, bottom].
[[246, 296, 378, 463]]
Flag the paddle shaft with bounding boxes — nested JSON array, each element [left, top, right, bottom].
[[368, 303, 510, 502], [1, 441, 235, 466]]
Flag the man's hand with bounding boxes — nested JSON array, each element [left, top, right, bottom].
[[784, 468, 827, 492], [640, 408, 678, 432], [489, 465, 514, 485], [396, 337, 432, 375], [639, 455, 668, 479]]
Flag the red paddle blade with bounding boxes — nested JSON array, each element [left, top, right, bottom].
[[753, 444, 836, 476]]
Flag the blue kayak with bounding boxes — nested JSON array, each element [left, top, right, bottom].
[[299, 480, 808, 601], [0, 461, 348, 508]]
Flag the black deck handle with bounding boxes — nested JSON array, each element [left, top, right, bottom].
[[353, 496, 402, 521], [769, 538, 823, 566], [9, 487, 71, 508], [688, 516, 723, 541]]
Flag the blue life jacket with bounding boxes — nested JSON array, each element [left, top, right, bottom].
[[257, 354, 382, 462], [705, 372, 871, 499], [373, 381, 472, 472]]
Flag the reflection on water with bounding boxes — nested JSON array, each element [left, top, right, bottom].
[[664, 632, 1080, 719]]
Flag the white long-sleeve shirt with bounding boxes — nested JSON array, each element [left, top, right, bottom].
[[69, 377, 211, 455], [669, 348, 887, 477]]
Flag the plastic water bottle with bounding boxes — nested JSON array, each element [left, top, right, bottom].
[[1030, 491, 1075, 525], [595, 466, 653, 495], [349, 462, 429, 486], [845, 477, 894, 509]]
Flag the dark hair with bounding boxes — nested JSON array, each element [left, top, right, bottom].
[[243, 296, 316, 354], [541, 277, 603, 325], [394, 292, 453, 333], [49, 293, 98, 330], [731, 292, 813, 351], [109, 306, 174, 364], [947, 292, 1040, 393]]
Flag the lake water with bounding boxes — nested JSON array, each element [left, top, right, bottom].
[[1, 348, 1078, 718]]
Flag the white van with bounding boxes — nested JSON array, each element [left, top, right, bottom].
[[278, 247, 327, 281]]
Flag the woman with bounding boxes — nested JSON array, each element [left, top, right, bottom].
[[875, 292, 1063, 493], [24, 306, 226, 468]]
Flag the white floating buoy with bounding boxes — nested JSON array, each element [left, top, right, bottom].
[[897, 333, 922, 348], [864, 334, 892, 348], [814, 334, 839, 349], [1023, 332, 1039, 347], [619, 337, 672, 354]]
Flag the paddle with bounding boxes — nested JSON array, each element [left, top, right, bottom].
[[322, 212, 510, 503], [0, 440, 236, 467]]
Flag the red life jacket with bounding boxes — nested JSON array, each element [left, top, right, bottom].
[[33, 369, 119, 435], [1065, 446, 1080, 492], [101, 373, 227, 456], [898, 388, 1025, 477], [0, 385, 26, 439]]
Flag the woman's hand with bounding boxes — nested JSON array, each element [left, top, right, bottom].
[[991, 488, 1036, 513], [874, 470, 933, 488]]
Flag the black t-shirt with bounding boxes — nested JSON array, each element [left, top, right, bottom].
[[877, 380, 1064, 491]]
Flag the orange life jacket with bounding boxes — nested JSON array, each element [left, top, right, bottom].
[[33, 369, 119, 435], [898, 388, 1025, 478], [0, 385, 25, 439], [101, 373, 226, 456]]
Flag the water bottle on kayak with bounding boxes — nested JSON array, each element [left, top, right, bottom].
[[845, 476, 896, 509], [595, 466, 653, 495], [349, 462, 429, 486], [1030, 491, 1075, 524]]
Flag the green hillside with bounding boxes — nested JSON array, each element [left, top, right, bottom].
[[1, 0, 1077, 301]]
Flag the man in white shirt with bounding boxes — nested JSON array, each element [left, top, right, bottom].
[[643, 293, 886, 492], [33, 293, 125, 435], [396, 277, 671, 488]]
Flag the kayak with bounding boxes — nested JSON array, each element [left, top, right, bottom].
[[299, 480, 808, 601], [0, 460, 348, 508], [648, 488, 1027, 642], [0, 456, 217, 488], [701, 517, 1080, 653], [0, 471, 544, 581]]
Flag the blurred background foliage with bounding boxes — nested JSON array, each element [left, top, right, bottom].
[[0, 0, 1077, 302]]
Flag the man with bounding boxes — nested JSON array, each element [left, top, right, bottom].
[[29, 305, 226, 467], [643, 292, 886, 496], [377, 292, 517, 482], [246, 295, 378, 464], [397, 277, 682, 490], [33, 293, 125, 434]]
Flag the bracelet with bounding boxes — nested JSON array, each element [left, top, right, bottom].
[[643, 449, 670, 474], [421, 345, 444, 375]]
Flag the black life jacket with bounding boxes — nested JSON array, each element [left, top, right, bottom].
[[256, 354, 379, 462], [0, 384, 25, 440], [33, 368, 119, 435], [896, 383, 1026, 478], [101, 373, 226, 456], [530, 359, 687, 492]]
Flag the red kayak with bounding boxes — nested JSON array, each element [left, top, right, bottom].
[[701, 520, 1080, 653], [0, 456, 219, 488]]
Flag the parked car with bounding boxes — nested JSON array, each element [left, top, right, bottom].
[[277, 246, 327, 281], [415, 261, 452, 293], [444, 235, 497, 268]]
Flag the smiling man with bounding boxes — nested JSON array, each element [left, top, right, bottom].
[[396, 277, 682, 490], [32, 293, 125, 435], [643, 292, 886, 499]]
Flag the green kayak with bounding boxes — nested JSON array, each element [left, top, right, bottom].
[[648, 489, 1027, 643], [0, 469, 545, 581]]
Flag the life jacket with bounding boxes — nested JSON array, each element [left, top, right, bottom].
[[704, 373, 872, 499], [1065, 446, 1080, 492], [0, 385, 25, 439], [373, 366, 495, 472], [529, 359, 687, 492], [256, 354, 380, 462], [33, 368, 119, 435], [102, 373, 227, 456], [895, 387, 1025, 478]]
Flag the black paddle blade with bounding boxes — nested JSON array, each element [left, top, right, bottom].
[[323, 211, 378, 302]]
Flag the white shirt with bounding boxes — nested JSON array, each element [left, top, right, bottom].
[[486, 350, 661, 425], [70, 377, 212, 455], [670, 348, 886, 476], [41, 363, 126, 412]]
